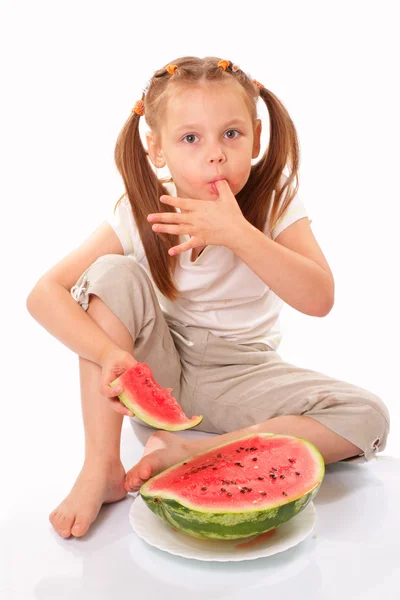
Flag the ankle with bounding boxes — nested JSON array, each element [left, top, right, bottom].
[[83, 454, 124, 471]]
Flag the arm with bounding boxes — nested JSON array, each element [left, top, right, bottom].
[[228, 217, 335, 317], [26, 221, 125, 365]]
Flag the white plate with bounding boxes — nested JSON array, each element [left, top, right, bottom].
[[129, 495, 317, 562]]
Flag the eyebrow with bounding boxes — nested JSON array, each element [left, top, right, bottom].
[[174, 118, 248, 133]]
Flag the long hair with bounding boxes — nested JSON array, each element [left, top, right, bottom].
[[114, 56, 300, 301]]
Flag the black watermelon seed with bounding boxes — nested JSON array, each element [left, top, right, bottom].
[[236, 449, 241, 453], [270, 473, 277, 479], [296, 472, 301, 476], [282, 491, 288, 496], [221, 488, 226, 492], [217, 453, 222, 458], [272, 467, 278, 471], [201, 486, 207, 491], [247, 488, 252, 492], [183, 462, 187, 465], [280, 475, 285, 479], [288, 458, 295, 463], [212, 467, 217, 470], [260, 491, 267, 496], [257, 476, 264, 481], [235, 462, 244, 467], [240, 447, 244, 450], [240, 489, 246, 493], [252, 457, 258, 462], [227, 492, 233, 497]]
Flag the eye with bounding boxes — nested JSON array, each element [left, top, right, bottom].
[[182, 134, 198, 144], [225, 129, 240, 139], [182, 130, 240, 144]]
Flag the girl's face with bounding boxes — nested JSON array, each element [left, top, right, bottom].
[[147, 79, 261, 200]]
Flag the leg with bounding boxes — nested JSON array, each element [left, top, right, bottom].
[[125, 341, 390, 490], [124, 413, 362, 492], [50, 255, 184, 538], [49, 295, 134, 538]]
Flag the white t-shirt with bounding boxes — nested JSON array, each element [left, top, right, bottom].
[[106, 176, 309, 350]]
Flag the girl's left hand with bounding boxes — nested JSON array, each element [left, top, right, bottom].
[[147, 179, 247, 256]]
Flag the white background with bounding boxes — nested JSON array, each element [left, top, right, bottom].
[[1, 0, 399, 553]]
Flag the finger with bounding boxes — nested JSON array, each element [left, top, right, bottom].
[[109, 399, 135, 417], [104, 385, 123, 398], [147, 212, 187, 223], [214, 179, 231, 195], [160, 195, 193, 211], [168, 240, 197, 256], [152, 223, 193, 235]]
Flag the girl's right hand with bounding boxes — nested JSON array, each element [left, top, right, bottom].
[[99, 347, 138, 416]]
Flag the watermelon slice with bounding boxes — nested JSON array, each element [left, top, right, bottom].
[[140, 432, 325, 540], [109, 362, 203, 431]]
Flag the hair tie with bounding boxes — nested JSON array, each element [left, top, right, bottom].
[[166, 64, 179, 75], [132, 100, 145, 116], [253, 79, 264, 89], [217, 59, 230, 71]]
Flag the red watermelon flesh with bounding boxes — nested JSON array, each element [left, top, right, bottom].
[[145, 433, 323, 509], [109, 362, 203, 431], [140, 433, 325, 539]]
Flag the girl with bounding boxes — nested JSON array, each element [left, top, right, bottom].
[[26, 56, 390, 540]]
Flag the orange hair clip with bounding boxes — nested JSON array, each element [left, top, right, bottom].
[[217, 59, 230, 71], [132, 100, 145, 116], [166, 64, 179, 75]]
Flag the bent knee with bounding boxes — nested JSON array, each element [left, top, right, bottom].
[[363, 395, 390, 456]]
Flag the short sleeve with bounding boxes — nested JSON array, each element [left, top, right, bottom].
[[270, 190, 310, 240], [106, 195, 136, 256]]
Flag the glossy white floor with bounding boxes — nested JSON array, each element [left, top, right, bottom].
[[3, 412, 400, 600]]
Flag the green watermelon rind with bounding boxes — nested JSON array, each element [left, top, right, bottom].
[[140, 432, 325, 540], [109, 379, 203, 431], [143, 485, 320, 540]]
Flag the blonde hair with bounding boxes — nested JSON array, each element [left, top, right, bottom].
[[114, 55, 300, 301]]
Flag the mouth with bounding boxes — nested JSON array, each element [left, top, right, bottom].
[[209, 176, 227, 194]]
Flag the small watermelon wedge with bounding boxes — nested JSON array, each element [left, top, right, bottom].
[[140, 432, 325, 540], [109, 361, 203, 431]]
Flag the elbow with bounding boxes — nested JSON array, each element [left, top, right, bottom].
[[26, 283, 43, 314], [315, 297, 334, 317], [315, 282, 335, 317]]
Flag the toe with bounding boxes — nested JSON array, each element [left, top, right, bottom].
[[71, 518, 90, 537], [125, 453, 162, 492], [52, 512, 74, 538]]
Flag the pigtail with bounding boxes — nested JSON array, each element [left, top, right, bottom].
[[114, 94, 179, 301], [236, 85, 300, 237]]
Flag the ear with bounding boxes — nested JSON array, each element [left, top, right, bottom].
[[252, 119, 262, 159], [146, 131, 166, 168]]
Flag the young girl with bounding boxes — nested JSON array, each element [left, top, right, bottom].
[[26, 56, 390, 540]]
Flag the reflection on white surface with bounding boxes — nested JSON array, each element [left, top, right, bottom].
[[129, 496, 317, 562], [3, 423, 400, 600]]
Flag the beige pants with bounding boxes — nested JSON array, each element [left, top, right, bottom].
[[71, 254, 390, 464]]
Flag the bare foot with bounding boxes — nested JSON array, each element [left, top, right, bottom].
[[125, 431, 201, 492], [49, 461, 127, 539]]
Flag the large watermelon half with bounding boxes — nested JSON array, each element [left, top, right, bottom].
[[140, 432, 325, 540], [109, 362, 203, 431]]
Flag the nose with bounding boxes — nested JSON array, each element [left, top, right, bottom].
[[207, 143, 226, 164]]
